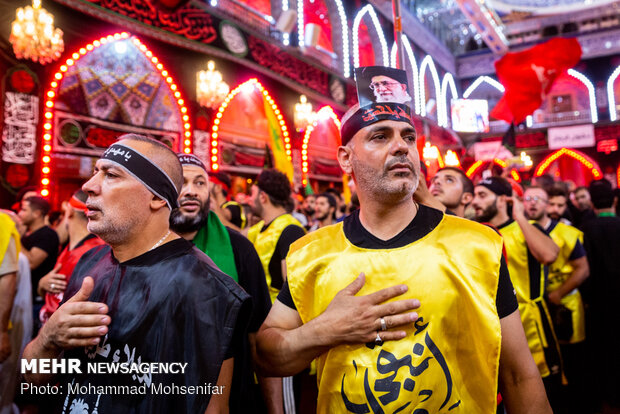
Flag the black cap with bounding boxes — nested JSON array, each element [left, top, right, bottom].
[[477, 176, 512, 196]]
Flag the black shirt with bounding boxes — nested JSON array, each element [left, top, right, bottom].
[[278, 205, 518, 319], [224, 203, 244, 229], [58, 238, 250, 414], [21, 225, 59, 300], [261, 221, 305, 292]]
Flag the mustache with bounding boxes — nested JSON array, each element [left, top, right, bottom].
[[179, 196, 204, 206], [385, 157, 414, 170], [86, 198, 103, 211]]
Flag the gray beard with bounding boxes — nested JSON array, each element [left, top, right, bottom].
[[169, 207, 208, 234]]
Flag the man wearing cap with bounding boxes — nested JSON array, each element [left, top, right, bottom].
[[257, 66, 550, 413], [37, 190, 105, 324], [170, 153, 281, 414], [23, 134, 250, 414], [472, 177, 562, 404]]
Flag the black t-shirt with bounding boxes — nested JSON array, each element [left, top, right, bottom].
[[225, 203, 244, 229], [226, 227, 272, 333], [21, 225, 59, 300], [261, 221, 305, 292], [278, 205, 518, 319]]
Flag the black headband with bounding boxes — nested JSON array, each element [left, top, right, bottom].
[[177, 153, 207, 173], [340, 103, 415, 146], [102, 143, 179, 210]]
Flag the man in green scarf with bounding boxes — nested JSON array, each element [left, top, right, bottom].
[[170, 154, 282, 414]]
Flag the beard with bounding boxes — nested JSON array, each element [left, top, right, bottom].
[[475, 200, 499, 223], [304, 207, 315, 216], [548, 212, 561, 220], [526, 209, 545, 221], [351, 154, 418, 203], [169, 196, 209, 234], [316, 211, 330, 221]]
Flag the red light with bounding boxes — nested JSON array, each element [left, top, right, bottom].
[[41, 189, 49, 197]]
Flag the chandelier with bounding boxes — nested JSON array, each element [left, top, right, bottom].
[[10, 0, 64, 65], [196, 61, 229, 109], [294, 95, 315, 132]]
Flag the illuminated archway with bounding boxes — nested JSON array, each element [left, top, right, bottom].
[[606, 65, 620, 121], [40, 32, 191, 198], [210, 78, 292, 172], [419, 55, 441, 118], [466, 158, 522, 182], [352, 5, 388, 68], [390, 35, 420, 115], [301, 106, 341, 185], [463, 76, 504, 99], [439, 73, 458, 128], [567, 69, 598, 123], [297, 0, 350, 77], [534, 148, 602, 180]]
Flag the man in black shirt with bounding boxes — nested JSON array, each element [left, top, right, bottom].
[[23, 134, 250, 413], [580, 179, 620, 412], [18, 195, 59, 332], [170, 153, 280, 413], [246, 169, 305, 413]]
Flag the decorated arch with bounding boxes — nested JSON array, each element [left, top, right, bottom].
[[419, 55, 441, 120], [352, 5, 388, 68], [534, 148, 602, 185], [390, 35, 420, 115], [466, 158, 522, 183], [607, 65, 620, 121], [40, 32, 191, 200], [301, 106, 342, 185], [297, 0, 350, 77], [209, 78, 292, 178], [439, 73, 458, 128]]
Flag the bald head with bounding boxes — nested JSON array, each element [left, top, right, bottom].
[[118, 134, 183, 193]]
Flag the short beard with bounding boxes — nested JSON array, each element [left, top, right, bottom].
[[548, 212, 561, 220], [304, 208, 315, 216], [351, 154, 418, 203], [316, 211, 330, 222], [527, 210, 545, 221], [170, 198, 209, 234], [475, 200, 499, 223], [88, 215, 140, 245]]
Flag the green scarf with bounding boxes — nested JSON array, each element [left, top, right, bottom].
[[193, 211, 238, 282]]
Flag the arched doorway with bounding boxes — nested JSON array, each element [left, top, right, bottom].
[[40, 32, 190, 205], [301, 106, 341, 188], [209, 78, 293, 182], [534, 148, 602, 186]]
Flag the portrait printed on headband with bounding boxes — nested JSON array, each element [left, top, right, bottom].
[[355, 66, 413, 107]]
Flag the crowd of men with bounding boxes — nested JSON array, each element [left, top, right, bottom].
[[1, 94, 619, 414]]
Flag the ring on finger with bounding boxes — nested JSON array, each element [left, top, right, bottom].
[[380, 317, 387, 331], [51, 283, 55, 290], [375, 332, 383, 345]]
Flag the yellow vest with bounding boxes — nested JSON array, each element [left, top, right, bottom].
[[249, 214, 305, 303], [546, 222, 586, 344], [287, 215, 503, 413], [499, 221, 561, 378], [1, 213, 21, 331]]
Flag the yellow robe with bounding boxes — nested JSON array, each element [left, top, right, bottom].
[[287, 215, 503, 413], [248, 214, 305, 303], [499, 220, 562, 378], [546, 221, 586, 344]]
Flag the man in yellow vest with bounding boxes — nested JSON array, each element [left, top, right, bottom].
[[247, 168, 306, 414], [256, 66, 551, 413], [524, 185, 589, 412], [471, 177, 562, 406]]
